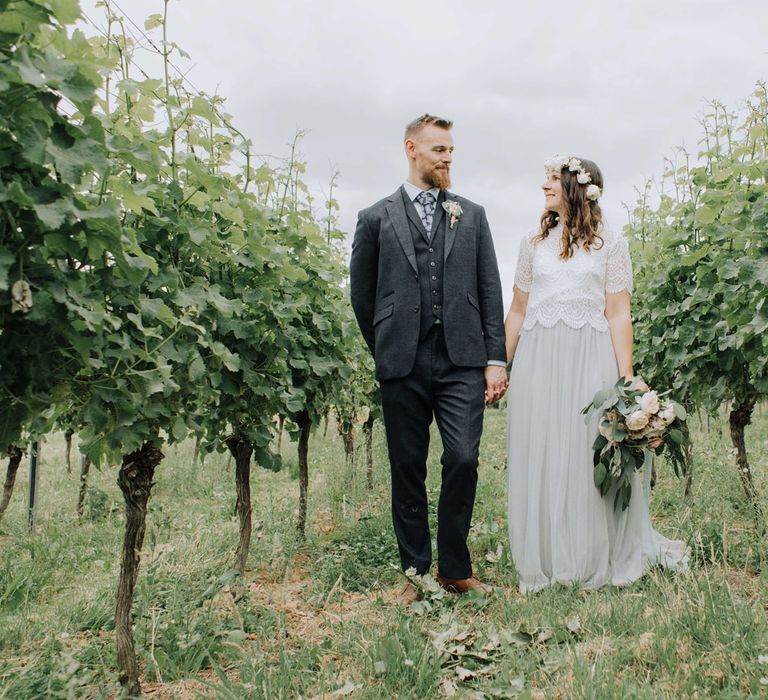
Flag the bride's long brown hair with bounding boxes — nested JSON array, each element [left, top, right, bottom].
[[536, 157, 604, 259]]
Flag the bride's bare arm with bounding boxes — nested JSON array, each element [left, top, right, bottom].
[[504, 286, 529, 364], [605, 290, 634, 378]]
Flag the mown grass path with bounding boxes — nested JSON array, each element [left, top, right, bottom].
[[1, 407, 766, 698]]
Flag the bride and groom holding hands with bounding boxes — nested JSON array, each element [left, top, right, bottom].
[[349, 114, 688, 601]]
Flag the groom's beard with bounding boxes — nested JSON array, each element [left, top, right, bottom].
[[424, 166, 451, 190]]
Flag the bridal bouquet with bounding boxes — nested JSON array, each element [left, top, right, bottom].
[[581, 377, 689, 511]]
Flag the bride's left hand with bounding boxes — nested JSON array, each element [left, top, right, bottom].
[[627, 375, 650, 392], [484, 365, 508, 405]]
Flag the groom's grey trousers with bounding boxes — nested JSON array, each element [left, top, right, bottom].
[[380, 324, 485, 578]]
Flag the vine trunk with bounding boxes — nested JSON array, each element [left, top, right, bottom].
[[65, 429, 73, 474], [363, 415, 375, 490], [0, 447, 23, 522], [728, 397, 763, 527], [226, 435, 253, 574], [297, 410, 311, 539], [77, 454, 92, 518], [115, 440, 163, 697]]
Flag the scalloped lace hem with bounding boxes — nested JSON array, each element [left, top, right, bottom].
[[522, 311, 609, 332]]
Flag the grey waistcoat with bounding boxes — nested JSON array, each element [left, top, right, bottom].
[[408, 210, 445, 340]]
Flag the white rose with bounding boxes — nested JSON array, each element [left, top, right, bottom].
[[638, 391, 660, 415], [567, 157, 582, 172], [598, 419, 613, 439], [577, 172, 591, 184], [659, 405, 675, 423], [544, 155, 569, 173], [585, 184, 601, 201], [626, 410, 649, 431]]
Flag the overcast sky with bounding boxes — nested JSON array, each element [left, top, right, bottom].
[[81, 0, 768, 306]]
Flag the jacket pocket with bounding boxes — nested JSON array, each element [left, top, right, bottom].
[[467, 292, 480, 312], [373, 303, 394, 325]]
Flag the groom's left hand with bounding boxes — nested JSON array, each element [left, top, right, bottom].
[[484, 365, 508, 405]]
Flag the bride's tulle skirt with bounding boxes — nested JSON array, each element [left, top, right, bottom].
[[507, 321, 689, 593]]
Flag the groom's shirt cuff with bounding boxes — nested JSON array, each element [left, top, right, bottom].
[[487, 360, 507, 367]]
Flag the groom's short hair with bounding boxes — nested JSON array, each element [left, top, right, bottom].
[[404, 114, 453, 140]]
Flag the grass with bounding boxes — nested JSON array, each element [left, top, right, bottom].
[[0, 405, 766, 699]]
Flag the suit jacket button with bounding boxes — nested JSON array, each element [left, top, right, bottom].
[[412, 306, 419, 313]]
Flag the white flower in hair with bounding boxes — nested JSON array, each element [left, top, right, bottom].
[[545, 154, 600, 197], [585, 184, 601, 201], [544, 155, 569, 174]]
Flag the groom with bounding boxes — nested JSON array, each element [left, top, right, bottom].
[[350, 114, 507, 598]]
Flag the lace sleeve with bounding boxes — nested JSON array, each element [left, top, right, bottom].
[[605, 233, 633, 295], [513, 232, 534, 292]]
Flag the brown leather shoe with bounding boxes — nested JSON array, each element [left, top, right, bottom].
[[392, 581, 421, 605], [435, 574, 493, 595]]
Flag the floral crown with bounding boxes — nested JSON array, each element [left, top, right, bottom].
[[544, 155, 602, 201]]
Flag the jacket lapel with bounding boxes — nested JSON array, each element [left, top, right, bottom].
[[443, 191, 459, 262], [402, 190, 428, 242], [386, 187, 418, 274]]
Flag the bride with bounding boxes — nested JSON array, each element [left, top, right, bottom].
[[505, 156, 689, 593]]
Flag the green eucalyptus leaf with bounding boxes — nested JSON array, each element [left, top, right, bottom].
[[593, 462, 607, 487]]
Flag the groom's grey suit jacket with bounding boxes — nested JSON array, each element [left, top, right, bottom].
[[350, 186, 506, 381]]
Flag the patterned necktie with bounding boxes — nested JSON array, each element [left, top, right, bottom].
[[415, 191, 436, 236]]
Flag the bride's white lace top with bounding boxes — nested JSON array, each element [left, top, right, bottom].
[[514, 225, 633, 332]]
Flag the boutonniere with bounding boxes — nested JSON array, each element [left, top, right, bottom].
[[442, 200, 463, 229]]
